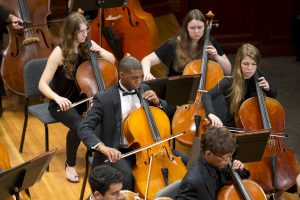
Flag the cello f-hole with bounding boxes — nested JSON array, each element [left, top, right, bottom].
[[122, 6, 138, 27]]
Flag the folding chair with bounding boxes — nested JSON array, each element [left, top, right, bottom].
[[19, 58, 58, 158]]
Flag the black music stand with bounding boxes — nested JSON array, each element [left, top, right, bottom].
[[144, 74, 201, 107], [143, 77, 169, 100], [0, 148, 57, 200], [234, 129, 271, 163]]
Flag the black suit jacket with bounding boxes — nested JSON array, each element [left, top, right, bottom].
[[175, 155, 230, 200], [77, 83, 169, 166]]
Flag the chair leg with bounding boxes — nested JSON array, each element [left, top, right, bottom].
[[45, 124, 49, 152], [44, 124, 50, 171], [79, 150, 91, 200], [25, 189, 31, 197], [19, 99, 29, 153]]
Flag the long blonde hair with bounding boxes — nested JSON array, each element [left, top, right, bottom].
[[60, 12, 89, 79], [229, 43, 261, 114], [174, 9, 207, 72]]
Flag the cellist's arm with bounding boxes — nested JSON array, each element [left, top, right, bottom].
[[142, 89, 160, 106], [8, 14, 23, 29], [207, 45, 231, 75], [90, 40, 116, 64], [215, 54, 231, 75], [257, 70, 277, 98], [141, 52, 161, 80], [38, 46, 72, 111], [207, 113, 223, 127], [97, 144, 121, 163], [202, 78, 231, 127]]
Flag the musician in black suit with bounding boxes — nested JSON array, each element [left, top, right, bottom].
[[175, 127, 248, 200], [78, 55, 177, 191], [0, 5, 23, 116]]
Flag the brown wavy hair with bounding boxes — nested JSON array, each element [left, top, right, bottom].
[[229, 43, 261, 114], [60, 12, 90, 79], [201, 126, 236, 155], [174, 9, 207, 72]]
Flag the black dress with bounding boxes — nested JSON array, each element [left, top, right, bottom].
[[154, 36, 225, 77], [48, 51, 87, 166]]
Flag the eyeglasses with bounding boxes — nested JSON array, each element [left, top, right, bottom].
[[78, 28, 90, 35], [212, 152, 233, 161]]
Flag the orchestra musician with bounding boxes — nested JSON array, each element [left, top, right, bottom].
[[175, 126, 249, 200], [201, 43, 277, 127], [77, 55, 188, 191], [0, 5, 23, 117], [38, 12, 115, 183], [87, 164, 123, 200], [141, 8, 232, 81]]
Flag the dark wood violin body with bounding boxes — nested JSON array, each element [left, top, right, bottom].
[[90, 0, 158, 61], [1, 0, 59, 95], [123, 88, 186, 200], [236, 72, 298, 194]]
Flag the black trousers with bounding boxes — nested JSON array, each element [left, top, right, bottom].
[[50, 106, 82, 166]]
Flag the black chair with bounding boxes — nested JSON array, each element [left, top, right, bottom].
[[19, 58, 58, 157]]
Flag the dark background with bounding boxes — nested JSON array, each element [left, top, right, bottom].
[[49, 0, 300, 57], [141, 0, 300, 56]]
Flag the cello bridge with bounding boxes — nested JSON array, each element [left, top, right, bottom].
[[23, 37, 40, 45]]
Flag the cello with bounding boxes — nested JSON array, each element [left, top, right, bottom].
[[236, 71, 298, 197], [122, 86, 187, 200], [0, 143, 30, 200], [90, 0, 158, 61], [1, 0, 59, 95], [217, 160, 267, 200], [172, 11, 223, 153], [75, 39, 118, 101]]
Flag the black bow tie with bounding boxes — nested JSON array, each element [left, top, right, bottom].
[[122, 91, 137, 96], [117, 84, 137, 96]]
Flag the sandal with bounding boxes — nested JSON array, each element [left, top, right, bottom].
[[65, 163, 80, 183]]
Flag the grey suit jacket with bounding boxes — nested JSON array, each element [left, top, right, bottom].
[[77, 83, 168, 166]]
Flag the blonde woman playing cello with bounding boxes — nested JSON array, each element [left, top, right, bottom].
[[202, 43, 277, 128]]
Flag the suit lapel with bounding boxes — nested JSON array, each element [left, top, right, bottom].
[[111, 86, 122, 140], [199, 157, 218, 200], [204, 175, 217, 199]]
